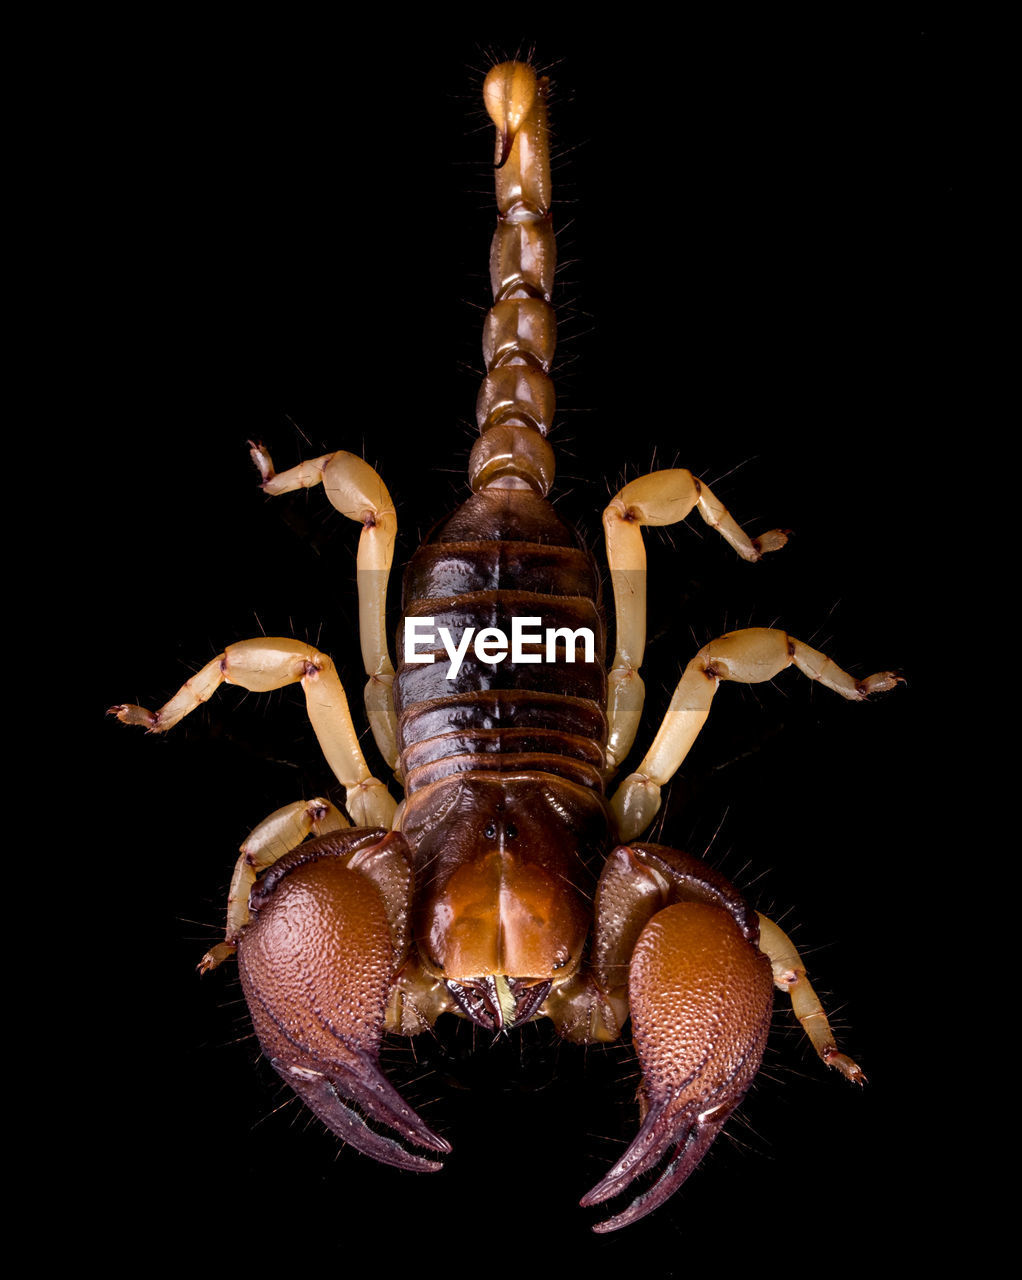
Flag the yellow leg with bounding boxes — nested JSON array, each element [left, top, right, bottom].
[[251, 444, 399, 770], [199, 797, 349, 972], [110, 636, 396, 828], [610, 627, 900, 839], [602, 470, 787, 771], [756, 911, 865, 1083]]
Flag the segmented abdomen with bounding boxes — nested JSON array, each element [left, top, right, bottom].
[[394, 490, 607, 797]]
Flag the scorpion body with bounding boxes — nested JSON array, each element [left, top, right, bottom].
[[397, 486, 608, 1033], [110, 56, 905, 1234]]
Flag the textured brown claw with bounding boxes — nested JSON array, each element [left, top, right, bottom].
[[582, 1098, 736, 1232], [266, 1049, 448, 1173], [237, 839, 449, 1171], [583, 900, 774, 1231]]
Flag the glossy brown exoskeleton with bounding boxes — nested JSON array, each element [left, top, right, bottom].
[[111, 61, 899, 1231]]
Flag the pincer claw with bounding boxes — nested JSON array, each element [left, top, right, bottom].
[[582, 1097, 735, 1232], [583, 899, 774, 1231], [237, 835, 448, 1172], [270, 1050, 449, 1173]]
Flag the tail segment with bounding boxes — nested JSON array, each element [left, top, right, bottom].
[[470, 63, 557, 498]]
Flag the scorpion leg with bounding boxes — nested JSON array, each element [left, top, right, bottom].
[[198, 797, 348, 973], [582, 844, 774, 1232], [757, 911, 865, 1083], [251, 444, 400, 770], [610, 627, 901, 839], [110, 637, 396, 828], [236, 827, 450, 1172], [602, 471, 788, 771]]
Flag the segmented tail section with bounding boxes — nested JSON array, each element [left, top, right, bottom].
[[470, 63, 557, 497]]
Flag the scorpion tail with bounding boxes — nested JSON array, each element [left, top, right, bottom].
[[470, 62, 558, 498]]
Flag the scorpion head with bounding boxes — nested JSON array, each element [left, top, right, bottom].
[[402, 776, 609, 1031]]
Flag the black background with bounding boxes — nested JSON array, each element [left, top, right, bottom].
[[89, 17, 955, 1272]]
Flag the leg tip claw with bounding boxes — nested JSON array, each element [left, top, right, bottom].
[[248, 439, 275, 485], [825, 1048, 867, 1085], [856, 671, 904, 697], [108, 703, 158, 729], [753, 527, 790, 557], [198, 942, 236, 974]]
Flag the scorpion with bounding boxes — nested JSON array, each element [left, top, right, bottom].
[[111, 60, 901, 1232]]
